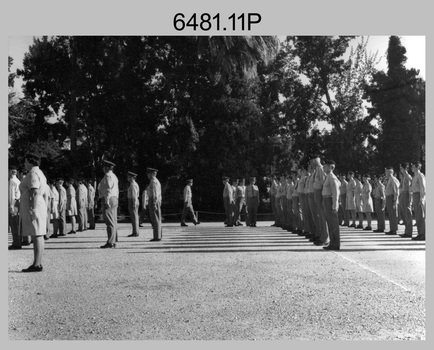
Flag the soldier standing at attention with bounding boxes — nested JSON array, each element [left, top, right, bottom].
[[65, 179, 77, 234], [354, 173, 364, 229], [372, 175, 386, 233], [361, 174, 374, 230], [346, 172, 357, 228], [398, 163, 413, 238], [312, 156, 329, 246], [48, 181, 59, 238], [299, 166, 311, 237], [384, 166, 400, 235], [306, 162, 317, 242], [410, 162, 425, 241], [54, 178, 67, 236], [270, 174, 278, 226], [292, 171, 302, 235], [8, 166, 21, 250], [86, 180, 96, 230], [285, 174, 294, 232], [76, 179, 88, 232], [147, 168, 163, 241], [231, 179, 240, 226], [280, 174, 289, 230], [98, 160, 119, 248], [222, 176, 234, 227], [234, 178, 246, 226], [246, 177, 260, 227], [338, 174, 349, 226], [322, 160, 341, 250], [181, 179, 200, 227], [127, 172, 140, 237]]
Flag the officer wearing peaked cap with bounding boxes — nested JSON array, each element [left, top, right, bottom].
[[127, 171, 140, 237], [147, 167, 162, 241], [98, 159, 119, 248]]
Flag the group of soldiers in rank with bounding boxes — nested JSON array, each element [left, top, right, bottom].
[[221, 156, 426, 251], [8, 160, 164, 257]]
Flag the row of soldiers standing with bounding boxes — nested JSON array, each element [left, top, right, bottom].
[[267, 157, 426, 249]]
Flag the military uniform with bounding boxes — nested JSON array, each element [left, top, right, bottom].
[[127, 172, 140, 236], [338, 176, 349, 226], [54, 180, 67, 236], [181, 180, 199, 226], [292, 176, 302, 234], [87, 182, 96, 229], [399, 170, 413, 237], [410, 166, 425, 240], [49, 184, 59, 237], [299, 171, 311, 236], [354, 177, 364, 228], [234, 180, 246, 226], [313, 162, 328, 245], [77, 181, 88, 231], [306, 169, 317, 240], [322, 166, 341, 250], [385, 171, 400, 235], [373, 179, 386, 232], [66, 182, 77, 234], [222, 177, 234, 227], [8, 169, 21, 249], [285, 177, 294, 231], [270, 176, 278, 226], [147, 168, 162, 241], [361, 179, 373, 230], [246, 178, 259, 227], [346, 175, 357, 226], [98, 160, 119, 247]]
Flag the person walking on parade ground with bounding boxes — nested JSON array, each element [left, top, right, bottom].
[[410, 162, 425, 241], [65, 178, 77, 235], [98, 160, 119, 248], [246, 176, 260, 227], [127, 171, 140, 237], [398, 163, 413, 238], [147, 168, 163, 241], [322, 160, 341, 251], [361, 174, 374, 231], [19, 153, 49, 272], [181, 179, 200, 227], [222, 176, 234, 227], [8, 166, 22, 250], [384, 166, 400, 235]]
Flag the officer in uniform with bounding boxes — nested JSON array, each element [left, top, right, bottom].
[[76, 179, 88, 232], [8, 166, 21, 249], [181, 179, 200, 227], [86, 180, 96, 230], [346, 172, 357, 227], [270, 174, 278, 226], [384, 166, 400, 235], [410, 162, 425, 241], [246, 177, 260, 227], [234, 178, 246, 226], [98, 160, 119, 248], [147, 167, 163, 241], [306, 162, 317, 241], [127, 171, 140, 236], [54, 178, 67, 236], [65, 178, 77, 234], [338, 174, 349, 226], [299, 166, 311, 237], [322, 160, 341, 250], [372, 174, 386, 233], [312, 156, 329, 246], [398, 163, 413, 238], [222, 176, 234, 227]]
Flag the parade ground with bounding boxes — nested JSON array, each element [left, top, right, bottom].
[[8, 221, 425, 340]]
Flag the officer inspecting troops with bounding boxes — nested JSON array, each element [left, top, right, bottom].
[[127, 171, 140, 237], [98, 160, 119, 248], [322, 160, 341, 250], [181, 179, 200, 227], [246, 176, 260, 227], [384, 166, 400, 235], [147, 167, 163, 241], [410, 162, 425, 241], [8, 165, 21, 250], [398, 163, 413, 238]]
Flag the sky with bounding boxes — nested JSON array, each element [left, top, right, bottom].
[[8, 35, 426, 97]]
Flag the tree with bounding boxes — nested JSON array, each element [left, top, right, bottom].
[[365, 36, 425, 170]]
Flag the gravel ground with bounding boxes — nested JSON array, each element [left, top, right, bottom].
[[8, 221, 425, 340]]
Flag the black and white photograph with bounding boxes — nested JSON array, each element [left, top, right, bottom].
[[4, 0, 429, 343]]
